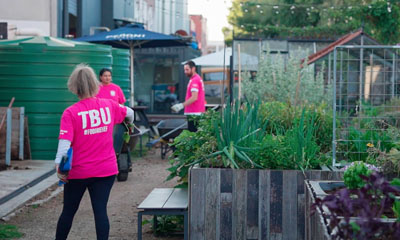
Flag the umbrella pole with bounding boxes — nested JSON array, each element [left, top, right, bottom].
[[130, 42, 135, 107]]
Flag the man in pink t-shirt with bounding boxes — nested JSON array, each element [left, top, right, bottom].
[[96, 68, 126, 104], [171, 61, 205, 132]]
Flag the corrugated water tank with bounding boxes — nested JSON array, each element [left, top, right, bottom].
[[0, 36, 112, 160], [111, 48, 130, 105]]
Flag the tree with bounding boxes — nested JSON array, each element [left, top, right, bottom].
[[227, 0, 400, 44]]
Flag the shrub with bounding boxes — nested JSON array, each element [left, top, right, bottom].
[[259, 102, 334, 153], [342, 161, 378, 189], [242, 51, 332, 106], [251, 107, 331, 170]]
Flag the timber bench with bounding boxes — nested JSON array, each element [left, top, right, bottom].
[[137, 188, 188, 240]]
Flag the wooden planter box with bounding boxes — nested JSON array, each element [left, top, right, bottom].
[[305, 180, 397, 240], [189, 168, 343, 240]]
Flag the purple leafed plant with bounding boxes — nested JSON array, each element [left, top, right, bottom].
[[311, 172, 400, 240]]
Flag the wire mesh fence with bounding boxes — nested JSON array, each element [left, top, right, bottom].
[[333, 45, 400, 166]]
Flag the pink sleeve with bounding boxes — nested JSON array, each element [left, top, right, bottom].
[[190, 79, 200, 91], [59, 109, 74, 142], [112, 101, 127, 124]]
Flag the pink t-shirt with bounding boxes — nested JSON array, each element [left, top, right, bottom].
[[184, 74, 205, 115], [58, 97, 127, 179], [97, 83, 126, 104]]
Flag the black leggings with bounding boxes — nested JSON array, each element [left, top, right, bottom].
[[55, 175, 116, 240]]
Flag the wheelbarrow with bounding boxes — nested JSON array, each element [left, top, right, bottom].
[[146, 119, 187, 159], [113, 122, 141, 181]]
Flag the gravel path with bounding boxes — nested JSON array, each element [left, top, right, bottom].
[[5, 149, 183, 240]]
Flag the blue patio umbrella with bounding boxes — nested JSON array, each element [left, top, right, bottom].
[[76, 24, 186, 106]]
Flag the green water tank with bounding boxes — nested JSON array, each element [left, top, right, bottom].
[[0, 36, 112, 160], [111, 48, 130, 105]]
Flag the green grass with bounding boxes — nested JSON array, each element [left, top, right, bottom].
[[0, 224, 23, 239]]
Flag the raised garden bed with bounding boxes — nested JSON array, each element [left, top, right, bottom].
[[305, 177, 400, 240], [189, 168, 343, 240]]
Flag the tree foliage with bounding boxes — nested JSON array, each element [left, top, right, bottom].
[[227, 0, 400, 44]]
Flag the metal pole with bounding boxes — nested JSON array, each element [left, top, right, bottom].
[[328, 54, 331, 85], [332, 48, 337, 167], [229, 55, 233, 104], [130, 42, 135, 107], [392, 53, 396, 97], [370, 52, 374, 101], [359, 34, 364, 115], [19, 107, 24, 160], [221, 45, 226, 106], [230, 37, 235, 104], [339, 51, 343, 111], [334, 45, 400, 49], [347, 49, 350, 112], [6, 108, 12, 166], [238, 44, 241, 101]]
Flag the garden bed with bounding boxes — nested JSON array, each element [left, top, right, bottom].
[[305, 176, 400, 240], [189, 168, 343, 240]]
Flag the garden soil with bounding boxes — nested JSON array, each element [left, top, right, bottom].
[[4, 149, 183, 240]]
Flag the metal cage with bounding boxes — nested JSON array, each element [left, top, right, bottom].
[[333, 45, 400, 166]]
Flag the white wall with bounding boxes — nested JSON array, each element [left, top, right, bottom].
[[0, 0, 57, 38], [151, 0, 189, 34]]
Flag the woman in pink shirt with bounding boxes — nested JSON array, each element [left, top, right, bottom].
[[54, 64, 134, 240], [97, 68, 126, 104]]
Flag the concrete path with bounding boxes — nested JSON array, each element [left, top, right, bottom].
[[3, 150, 183, 239], [0, 160, 57, 219]]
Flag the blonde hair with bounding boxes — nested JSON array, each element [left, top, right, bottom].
[[68, 64, 99, 99]]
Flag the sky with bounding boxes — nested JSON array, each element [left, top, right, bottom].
[[187, 0, 232, 42]]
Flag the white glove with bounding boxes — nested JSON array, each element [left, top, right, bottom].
[[171, 103, 184, 113]]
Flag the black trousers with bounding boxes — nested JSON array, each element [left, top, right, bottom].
[[55, 175, 116, 240]]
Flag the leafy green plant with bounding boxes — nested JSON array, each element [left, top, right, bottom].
[[0, 224, 23, 239], [391, 178, 400, 221], [346, 126, 395, 162], [142, 215, 184, 237], [259, 101, 294, 134], [251, 106, 331, 170], [343, 161, 378, 189], [209, 100, 264, 169], [392, 201, 400, 222], [166, 110, 218, 187], [259, 101, 334, 153], [249, 134, 290, 169], [284, 109, 323, 171]]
